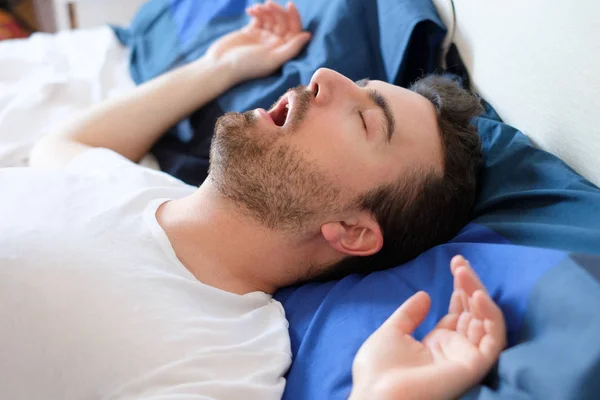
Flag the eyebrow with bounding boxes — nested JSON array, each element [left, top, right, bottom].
[[356, 78, 396, 143]]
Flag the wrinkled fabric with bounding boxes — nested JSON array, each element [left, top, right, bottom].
[[113, 0, 445, 186], [116, 2, 600, 399]]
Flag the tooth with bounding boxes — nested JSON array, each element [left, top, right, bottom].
[[285, 104, 289, 109]]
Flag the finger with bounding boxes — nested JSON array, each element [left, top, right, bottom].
[[455, 264, 486, 298], [473, 290, 505, 331], [286, 2, 302, 34], [266, 1, 289, 36], [448, 288, 463, 314], [452, 256, 486, 298], [382, 291, 431, 335], [249, 5, 270, 29], [257, 3, 276, 32], [473, 290, 507, 359], [246, 7, 263, 29], [459, 288, 470, 313], [467, 318, 485, 345], [451, 255, 469, 294], [272, 31, 311, 62], [468, 295, 481, 320], [480, 321, 506, 361], [450, 254, 467, 275], [246, 5, 256, 16], [456, 310, 471, 335]]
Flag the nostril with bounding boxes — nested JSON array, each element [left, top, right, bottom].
[[313, 83, 319, 97]]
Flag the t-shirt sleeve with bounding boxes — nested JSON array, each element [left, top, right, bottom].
[[65, 148, 195, 191]]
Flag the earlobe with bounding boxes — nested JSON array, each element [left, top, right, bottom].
[[321, 216, 383, 257]]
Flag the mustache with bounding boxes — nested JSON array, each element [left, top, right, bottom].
[[268, 85, 311, 108]]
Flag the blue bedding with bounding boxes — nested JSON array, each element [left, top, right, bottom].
[[276, 104, 600, 400], [114, 0, 445, 186], [115, 1, 600, 399]]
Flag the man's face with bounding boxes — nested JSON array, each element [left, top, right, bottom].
[[210, 68, 443, 233]]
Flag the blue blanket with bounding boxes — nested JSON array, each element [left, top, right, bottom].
[[113, 0, 445, 186], [114, 1, 600, 399]]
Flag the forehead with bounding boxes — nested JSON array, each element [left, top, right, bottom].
[[369, 80, 444, 174]]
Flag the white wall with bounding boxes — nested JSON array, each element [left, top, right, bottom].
[[433, 0, 600, 187]]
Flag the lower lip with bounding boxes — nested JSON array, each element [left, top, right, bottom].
[[257, 108, 274, 124]]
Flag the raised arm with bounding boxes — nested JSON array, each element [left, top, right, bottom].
[[30, 1, 310, 168]]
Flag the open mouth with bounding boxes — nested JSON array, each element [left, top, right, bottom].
[[268, 94, 291, 127], [265, 84, 317, 128]]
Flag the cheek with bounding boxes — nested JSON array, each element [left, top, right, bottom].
[[290, 119, 384, 193]]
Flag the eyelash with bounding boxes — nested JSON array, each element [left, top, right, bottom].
[[358, 110, 367, 131]]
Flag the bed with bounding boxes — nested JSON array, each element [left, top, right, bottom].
[[2, 0, 599, 399], [0, 26, 135, 167]]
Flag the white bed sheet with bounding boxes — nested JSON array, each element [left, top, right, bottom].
[[0, 26, 135, 167]]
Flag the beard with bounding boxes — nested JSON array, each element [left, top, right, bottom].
[[208, 86, 347, 233]]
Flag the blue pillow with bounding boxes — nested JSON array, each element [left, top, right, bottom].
[[275, 103, 600, 400]]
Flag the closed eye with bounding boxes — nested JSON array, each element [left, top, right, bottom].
[[358, 110, 367, 132]]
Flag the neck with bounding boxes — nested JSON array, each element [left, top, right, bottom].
[[156, 179, 322, 295]]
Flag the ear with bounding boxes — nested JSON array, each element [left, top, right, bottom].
[[320, 212, 383, 257]]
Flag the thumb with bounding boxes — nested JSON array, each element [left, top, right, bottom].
[[273, 31, 311, 62], [382, 291, 431, 335]]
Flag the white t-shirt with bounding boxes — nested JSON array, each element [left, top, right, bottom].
[[0, 149, 291, 400]]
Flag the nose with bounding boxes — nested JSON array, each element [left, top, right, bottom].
[[309, 68, 360, 107]]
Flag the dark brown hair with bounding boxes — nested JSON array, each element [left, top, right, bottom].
[[320, 75, 484, 280]]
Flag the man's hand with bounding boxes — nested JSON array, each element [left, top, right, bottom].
[[206, 1, 311, 84], [30, 1, 311, 168], [350, 256, 507, 400]]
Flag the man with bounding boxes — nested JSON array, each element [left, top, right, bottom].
[[0, 1, 504, 399]]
